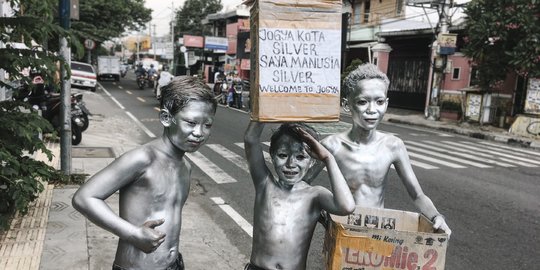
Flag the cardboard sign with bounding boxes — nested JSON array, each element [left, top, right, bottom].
[[324, 207, 449, 270], [250, 0, 342, 122]]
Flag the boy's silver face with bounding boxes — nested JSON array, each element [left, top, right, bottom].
[[272, 135, 312, 187], [349, 79, 388, 130], [168, 100, 215, 152]]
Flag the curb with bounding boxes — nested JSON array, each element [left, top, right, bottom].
[[387, 118, 540, 150]]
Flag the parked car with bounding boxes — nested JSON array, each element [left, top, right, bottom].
[[70, 61, 97, 92]]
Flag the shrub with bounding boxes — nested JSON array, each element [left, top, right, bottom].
[[0, 101, 64, 230]]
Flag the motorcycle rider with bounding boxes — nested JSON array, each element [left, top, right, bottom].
[[135, 63, 147, 77], [135, 63, 147, 89], [155, 65, 173, 101]]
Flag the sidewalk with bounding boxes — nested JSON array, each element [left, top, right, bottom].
[[0, 89, 247, 270], [382, 108, 540, 150]]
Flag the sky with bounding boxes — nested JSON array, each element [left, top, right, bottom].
[[144, 0, 244, 37]]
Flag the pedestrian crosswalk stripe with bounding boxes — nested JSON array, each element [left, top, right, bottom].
[[211, 197, 253, 237], [497, 157, 538, 167], [450, 141, 540, 166], [404, 144, 492, 168], [439, 141, 537, 167], [477, 141, 540, 157], [462, 140, 539, 159], [407, 152, 463, 168], [207, 144, 249, 173], [406, 141, 497, 168], [407, 158, 440, 170], [186, 152, 237, 184], [422, 141, 516, 168]]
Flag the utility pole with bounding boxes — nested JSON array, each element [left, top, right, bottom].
[[59, 0, 72, 175], [170, 1, 175, 72], [426, 0, 452, 120], [406, 0, 453, 120], [152, 24, 157, 60]]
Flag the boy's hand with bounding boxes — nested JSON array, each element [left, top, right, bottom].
[[433, 215, 452, 238], [293, 127, 330, 161], [133, 219, 167, 253]]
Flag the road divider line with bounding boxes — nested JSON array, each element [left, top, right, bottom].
[[118, 86, 123, 89], [210, 197, 253, 237], [125, 111, 156, 138], [186, 152, 237, 184], [126, 90, 132, 95], [100, 84, 125, 110], [207, 144, 249, 173], [137, 97, 146, 103], [154, 107, 160, 112]]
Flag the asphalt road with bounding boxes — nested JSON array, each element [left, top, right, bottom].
[[94, 73, 540, 270]]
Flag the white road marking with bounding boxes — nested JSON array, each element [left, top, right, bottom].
[[420, 141, 516, 167], [404, 144, 492, 168], [125, 111, 156, 138], [474, 141, 540, 158], [207, 144, 249, 173], [126, 90, 132, 95], [100, 85, 125, 109], [453, 141, 540, 165], [407, 152, 465, 168], [186, 152, 236, 183], [210, 197, 253, 237], [137, 97, 146, 103]]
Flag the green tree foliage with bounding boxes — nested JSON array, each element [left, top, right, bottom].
[[463, 0, 540, 91], [72, 0, 151, 42], [175, 0, 223, 36], [0, 1, 67, 229], [67, 0, 151, 61], [0, 0, 66, 89]]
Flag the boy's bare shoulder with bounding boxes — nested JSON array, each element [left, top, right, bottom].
[[321, 132, 348, 153], [118, 142, 159, 166], [376, 131, 406, 150]]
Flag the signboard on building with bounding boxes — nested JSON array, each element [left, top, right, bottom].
[[183, 35, 204, 48], [438, 33, 457, 55], [204, 36, 228, 51], [524, 78, 540, 115]]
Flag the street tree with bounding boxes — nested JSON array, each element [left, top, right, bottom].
[[0, 0, 66, 229], [463, 0, 540, 91], [67, 0, 151, 61], [174, 0, 223, 36]]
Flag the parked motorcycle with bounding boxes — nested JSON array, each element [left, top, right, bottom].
[[15, 74, 84, 145], [217, 81, 229, 105], [233, 80, 243, 109], [72, 92, 91, 132]]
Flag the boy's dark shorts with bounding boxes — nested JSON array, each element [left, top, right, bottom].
[[112, 253, 184, 270]]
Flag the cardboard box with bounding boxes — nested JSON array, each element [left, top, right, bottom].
[[324, 207, 449, 270], [250, 0, 342, 122]]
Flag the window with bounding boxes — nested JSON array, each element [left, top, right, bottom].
[[353, 3, 361, 24], [469, 66, 479, 86], [396, 0, 403, 15], [364, 1, 371, 23], [452, 67, 461, 80]]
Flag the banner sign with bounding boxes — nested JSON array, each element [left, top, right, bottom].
[[204, 36, 228, 51], [258, 28, 341, 94], [183, 35, 204, 48]]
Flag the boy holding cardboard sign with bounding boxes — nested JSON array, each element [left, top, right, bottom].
[[312, 63, 451, 236], [244, 121, 355, 270]]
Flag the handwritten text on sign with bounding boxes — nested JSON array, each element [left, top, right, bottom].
[[258, 28, 341, 94]]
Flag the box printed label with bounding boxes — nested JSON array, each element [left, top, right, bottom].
[[258, 28, 341, 95]]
